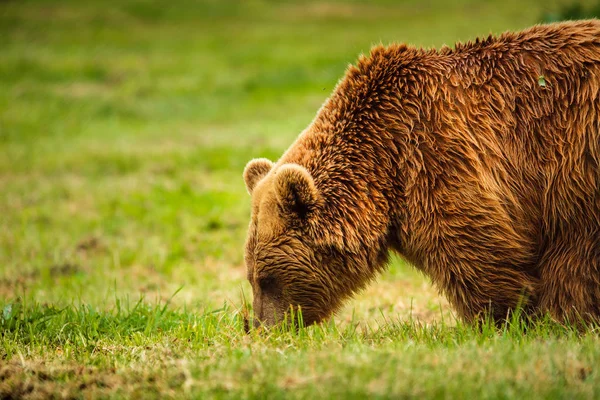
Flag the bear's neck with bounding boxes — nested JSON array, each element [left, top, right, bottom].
[[279, 46, 443, 272]]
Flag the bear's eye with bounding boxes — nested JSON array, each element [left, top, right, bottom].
[[258, 276, 277, 292]]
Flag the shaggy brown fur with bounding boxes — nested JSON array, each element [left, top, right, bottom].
[[243, 20, 600, 327]]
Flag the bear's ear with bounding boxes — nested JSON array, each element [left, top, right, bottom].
[[273, 164, 319, 218], [243, 158, 274, 195]]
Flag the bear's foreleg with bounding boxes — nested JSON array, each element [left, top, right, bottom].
[[537, 234, 600, 324]]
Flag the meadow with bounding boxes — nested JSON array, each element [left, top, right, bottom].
[[1, 0, 599, 398]]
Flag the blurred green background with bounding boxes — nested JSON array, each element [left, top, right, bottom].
[[0, 0, 596, 314], [4, 1, 600, 398]]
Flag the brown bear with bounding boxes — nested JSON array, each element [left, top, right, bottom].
[[243, 20, 600, 328]]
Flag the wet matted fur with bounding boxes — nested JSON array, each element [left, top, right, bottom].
[[243, 20, 600, 327]]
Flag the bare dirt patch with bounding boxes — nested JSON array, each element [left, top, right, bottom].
[[49, 263, 82, 277], [0, 359, 122, 400], [0, 271, 37, 299]]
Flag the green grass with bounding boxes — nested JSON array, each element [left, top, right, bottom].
[[2, 300, 599, 398], [1, 0, 599, 398]]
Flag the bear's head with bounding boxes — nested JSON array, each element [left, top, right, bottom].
[[242, 158, 350, 328]]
